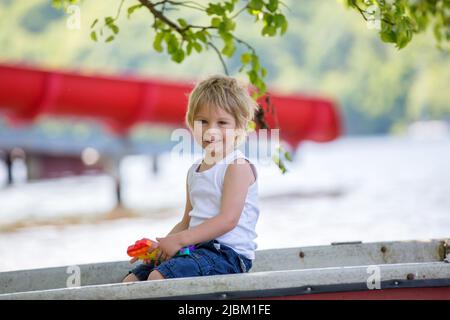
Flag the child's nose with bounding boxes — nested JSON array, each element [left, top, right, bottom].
[[204, 128, 221, 141]]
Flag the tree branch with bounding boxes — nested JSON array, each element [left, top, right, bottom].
[[138, 0, 185, 34], [207, 41, 229, 75], [232, 35, 256, 54]]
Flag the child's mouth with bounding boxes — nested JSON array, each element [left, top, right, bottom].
[[204, 140, 221, 144]]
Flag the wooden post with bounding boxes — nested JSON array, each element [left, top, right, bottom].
[[107, 155, 122, 208], [104, 155, 123, 209], [151, 153, 159, 175], [0, 150, 13, 186], [115, 162, 122, 208]]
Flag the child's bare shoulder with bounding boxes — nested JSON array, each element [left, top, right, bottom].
[[224, 158, 256, 186]]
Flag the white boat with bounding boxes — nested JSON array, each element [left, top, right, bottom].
[[0, 238, 449, 300]]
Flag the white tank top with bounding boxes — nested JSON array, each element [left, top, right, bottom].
[[187, 148, 259, 260]]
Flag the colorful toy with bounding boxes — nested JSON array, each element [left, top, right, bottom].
[[127, 238, 196, 261]]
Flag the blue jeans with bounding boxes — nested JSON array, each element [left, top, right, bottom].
[[128, 240, 253, 280]]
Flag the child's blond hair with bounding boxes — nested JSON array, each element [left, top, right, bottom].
[[185, 74, 259, 146]]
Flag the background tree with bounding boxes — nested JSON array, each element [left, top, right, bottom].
[[46, 0, 449, 172], [52, 0, 449, 93]]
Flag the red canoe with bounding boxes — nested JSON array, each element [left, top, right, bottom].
[[0, 64, 341, 148]]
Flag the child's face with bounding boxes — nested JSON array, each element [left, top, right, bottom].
[[192, 103, 238, 158]]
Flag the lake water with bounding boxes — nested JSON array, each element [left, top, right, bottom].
[[0, 135, 449, 272]]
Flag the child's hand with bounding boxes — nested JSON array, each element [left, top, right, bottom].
[[144, 240, 160, 265], [129, 257, 151, 265], [129, 257, 139, 264], [155, 234, 184, 262]]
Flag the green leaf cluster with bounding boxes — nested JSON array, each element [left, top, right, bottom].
[[347, 0, 449, 50]]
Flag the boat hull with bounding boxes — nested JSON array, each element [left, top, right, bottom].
[[1, 238, 449, 300], [265, 287, 450, 300]]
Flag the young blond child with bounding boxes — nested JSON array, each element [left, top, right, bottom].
[[123, 74, 259, 282]]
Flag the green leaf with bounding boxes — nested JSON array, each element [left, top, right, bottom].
[[241, 53, 252, 64], [223, 17, 236, 31], [171, 49, 185, 63], [248, 0, 264, 11], [153, 32, 165, 52], [104, 16, 114, 25], [261, 67, 267, 77], [222, 42, 236, 57], [266, 0, 278, 12], [90, 18, 98, 29], [264, 12, 274, 25], [433, 24, 442, 42], [262, 25, 277, 36], [224, 1, 234, 12], [206, 3, 226, 16], [105, 35, 114, 43], [381, 30, 396, 43], [284, 151, 292, 161], [255, 78, 266, 96], [251, 54, 260, 69], [177, 18, 188, 28], [272, 153, 287, 174], [247, 70, 258, 83], [193, 42, 202, 53], [127, 4, 143, 19], [52, 0, 63, 9], [395, 18, 413, 49], [195, 31, 208, 43], [273, 153, 280, 165], [274, 14, 287, 28], [153, 19, 164, 29], [186, 42, 193, 56], [247, 120, 256, 132], [211, 17, 221, 28], [90, 31, 97, 42], [166, 33, 179, 54], [109, 24, 119, 35], [219, 31, 233, 43]]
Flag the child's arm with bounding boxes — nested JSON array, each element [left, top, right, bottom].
[[166, 173, 193, 236], [175, 161, 255, 247]]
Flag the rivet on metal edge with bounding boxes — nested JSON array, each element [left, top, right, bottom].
[[220, 293, 227, 299], [381, 246, 387, 253], [406, 273, 415, 280], [299, 251, 305, 258]]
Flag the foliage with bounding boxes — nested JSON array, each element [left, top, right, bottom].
[[345, 0, 449, 50], [53, 0, 291, 100]]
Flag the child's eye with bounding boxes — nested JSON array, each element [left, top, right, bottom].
[[219, 121, 228, 125]]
